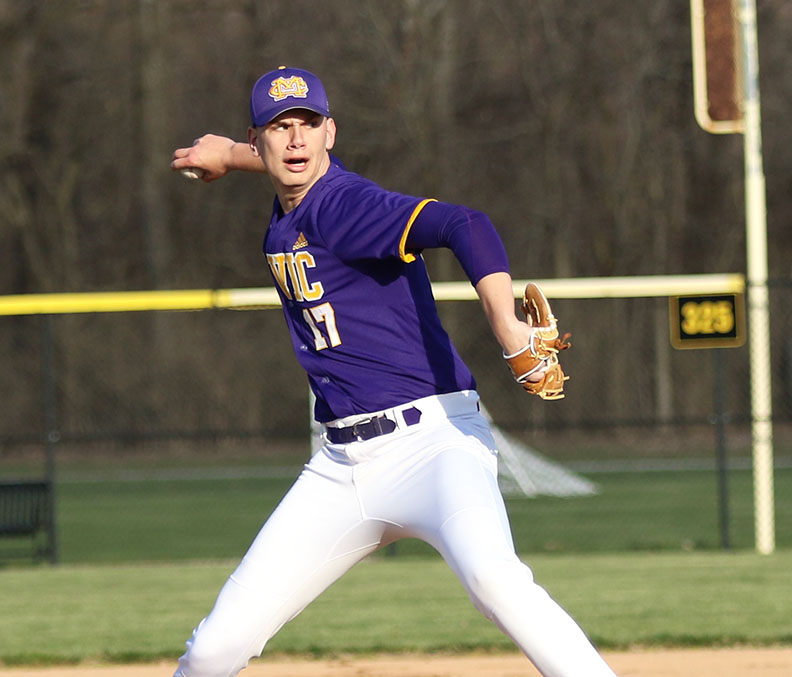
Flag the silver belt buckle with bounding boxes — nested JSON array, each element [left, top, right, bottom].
[[351, 417, 373, 442]]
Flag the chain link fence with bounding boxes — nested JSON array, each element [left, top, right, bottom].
[[1, 282, 790, 562]]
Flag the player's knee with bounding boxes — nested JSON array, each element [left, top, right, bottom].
[[462, 558, 538, 619]]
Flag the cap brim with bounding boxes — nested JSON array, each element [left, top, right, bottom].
[[255, 104, 330, 126]]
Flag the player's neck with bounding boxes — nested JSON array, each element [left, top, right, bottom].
[[277, 187, 311, 214]]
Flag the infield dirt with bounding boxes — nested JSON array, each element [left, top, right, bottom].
[[3, 647, 792, 676]]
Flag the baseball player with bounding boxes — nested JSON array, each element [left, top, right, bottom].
[[170, 66, 617, 677]]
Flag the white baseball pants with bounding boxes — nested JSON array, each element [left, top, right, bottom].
[[174, 390, 617, 677]]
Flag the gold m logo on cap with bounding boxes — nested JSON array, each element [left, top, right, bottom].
[[268, 76, 309, 102]]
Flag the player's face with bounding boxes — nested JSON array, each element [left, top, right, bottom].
[[249, 110, 336, 210]]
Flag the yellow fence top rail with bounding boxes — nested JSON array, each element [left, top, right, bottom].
[[0, 274, 745, 316]]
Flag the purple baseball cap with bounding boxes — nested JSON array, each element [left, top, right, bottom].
[[250, 66, 331, 126]]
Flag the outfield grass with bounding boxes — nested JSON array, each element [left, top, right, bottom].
[[1, 464, 790, 666], [48, 466, 792, 563], [0, 551, 790, 666]]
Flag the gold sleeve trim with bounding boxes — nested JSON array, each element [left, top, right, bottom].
[[399, 198, 437, 263]]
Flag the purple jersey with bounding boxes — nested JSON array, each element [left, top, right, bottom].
[[263, 160, 476, 422]]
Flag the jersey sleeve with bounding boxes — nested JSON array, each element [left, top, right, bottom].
[[315, 176, 435, 262], [405, 200, 510, 285]]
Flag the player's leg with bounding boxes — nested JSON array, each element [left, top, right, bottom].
[[174, 452, 384, 677], [358, 413, 617, 677], [432, 462, 617, 677]]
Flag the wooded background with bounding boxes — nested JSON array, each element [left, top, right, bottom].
[[1, 0, 791, 457]]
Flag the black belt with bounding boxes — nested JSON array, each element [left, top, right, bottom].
[[325, 406, 422, 444]]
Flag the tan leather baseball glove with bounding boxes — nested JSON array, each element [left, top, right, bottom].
[[503, 282, 571, 400]]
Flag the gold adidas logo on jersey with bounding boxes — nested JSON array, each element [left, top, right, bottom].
[[292, 233, 309, 250]]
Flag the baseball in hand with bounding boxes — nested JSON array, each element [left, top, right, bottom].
[[181, 168, 205, 180]]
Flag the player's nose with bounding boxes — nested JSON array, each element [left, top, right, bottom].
[[288, 125, 306, 148]]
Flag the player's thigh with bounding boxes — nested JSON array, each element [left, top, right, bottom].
[[358, 416, 514, 550], [431, 443, 515, 555], [395, 421, 521, 585], [416, 418, 513, 544], [233, 454, 383, 591]]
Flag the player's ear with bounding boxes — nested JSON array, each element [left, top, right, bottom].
[[247, 126, 261, 157], [325, 117, 336, 151]]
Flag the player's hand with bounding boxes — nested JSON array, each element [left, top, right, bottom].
[[475, 272, 548, 384], [171, 134, 238, 182], [500, 319, 547, 383], [504, 283, 571, 399]]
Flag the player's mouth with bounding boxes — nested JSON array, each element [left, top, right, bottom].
[[285, 157, 309, 172]]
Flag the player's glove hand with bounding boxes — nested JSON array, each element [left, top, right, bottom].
[[503, 282, 571, 400]]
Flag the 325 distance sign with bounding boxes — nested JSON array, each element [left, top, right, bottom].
[[669, 293, 745, 350]]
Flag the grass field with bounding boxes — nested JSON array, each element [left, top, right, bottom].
[[1, 551, 791, 666], [32, 465, 791, 563], [1, 464, 791, 667]]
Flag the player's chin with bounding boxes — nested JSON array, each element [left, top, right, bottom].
[[277, 167, 311, 187]]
